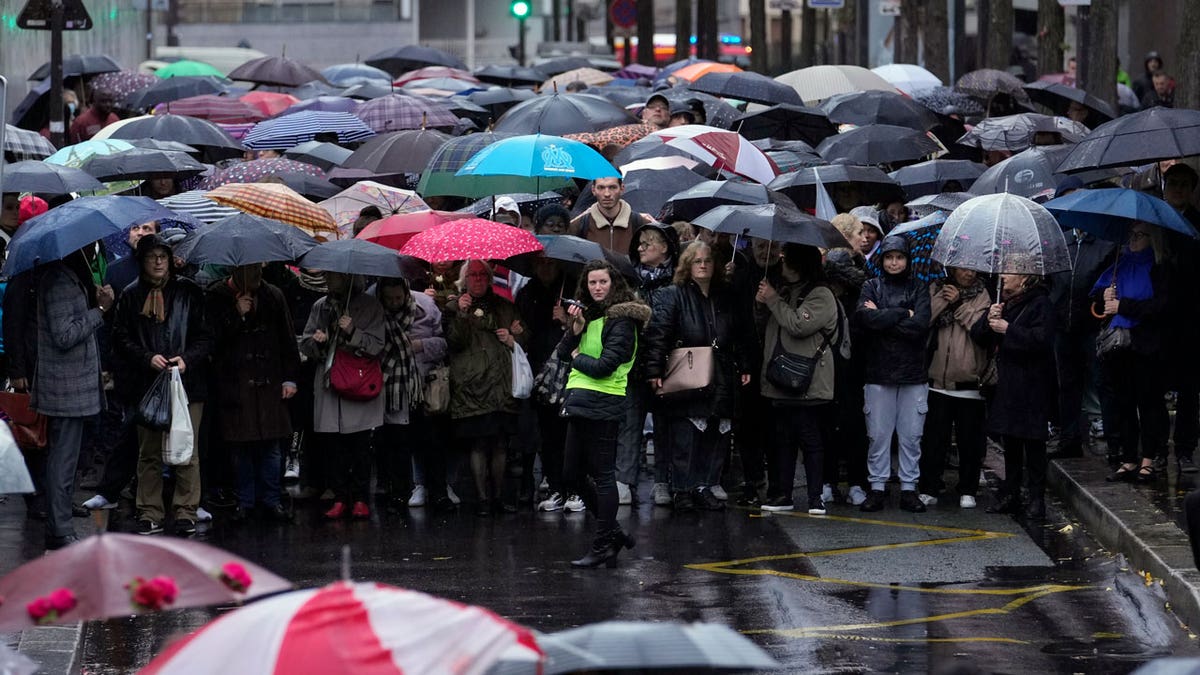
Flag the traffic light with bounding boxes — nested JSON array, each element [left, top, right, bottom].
[[510, 0, 531, 19]]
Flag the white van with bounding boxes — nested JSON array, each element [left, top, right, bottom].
[[140, 47, 267, 76]]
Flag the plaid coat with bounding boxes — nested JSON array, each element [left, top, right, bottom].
[[32, 263, 105, 417]]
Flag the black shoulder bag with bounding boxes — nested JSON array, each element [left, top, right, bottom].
[[765, 327, 832, 395]]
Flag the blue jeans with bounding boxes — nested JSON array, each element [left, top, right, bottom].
[[233, 440, 282, 509], [864, 383, 928, 491]]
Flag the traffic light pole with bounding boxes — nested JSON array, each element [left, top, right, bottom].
[[49, 0, 65, 147], [518, 17, 527, 66]]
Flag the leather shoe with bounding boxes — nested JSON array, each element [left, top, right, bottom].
[[45, 534, 80, 550]]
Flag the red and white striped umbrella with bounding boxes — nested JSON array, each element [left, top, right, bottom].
[[648, 125, 780, 185], [142, 582, 543, 675]]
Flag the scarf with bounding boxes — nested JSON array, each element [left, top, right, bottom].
[[1090, 246, 1154, 329], [382, 297, 424, 414], [298, 269, 327, 294], [141, 277, 168, 323], [636, 261, 673, 286], [934, 279, 984, 329]]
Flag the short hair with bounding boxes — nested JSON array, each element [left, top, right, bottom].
[[670, 220, 694, 242], [674, 240, 723, 286], [781, 243, 826, 283], [457, 258, 494, 291], [1165, 163, 1199, 188], [1153, 70, 1172, 80], [830, 213, 862, 242]]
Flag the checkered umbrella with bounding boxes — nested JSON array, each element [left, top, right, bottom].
[[90, 70, 160, 104], [353, 94, 459, 133], [155, 95, 267, 124], [243, 112, 376, 150], [417, 131, 572, 198], [3, 124, 56, 160], [206, 183, 339, 237], [201, 158, 326, 189], [158, 190, 241, 224]]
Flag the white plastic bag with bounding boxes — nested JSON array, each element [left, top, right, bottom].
[[163, 367, 194, 466], [511, 343, 533, 400]]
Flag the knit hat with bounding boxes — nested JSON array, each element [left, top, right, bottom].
[[18, 196, 49, 225]]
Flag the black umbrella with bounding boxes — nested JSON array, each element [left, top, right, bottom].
[[343, 129, 452, 174], [820, 90, 939, 131], [687, 72, 802, 106], [340, 82, 396, 100], [768, 164, 903, 209], [1056, 107, 1200, 173], [228, 56, 327, 88], [815, 124, 941, 166], [81, 149, 207, 182], [611, 140, 719, 176], [888, 159, 986, 198], [589, 85, 654, 108], [955, 69, 1030, 102], [957, 113, 1088, 152], [327, 167, 409, 189], [474, 65, 545, 87], [969, 145, 1077, 198], [28, 54, 121, 81], [905, 191, 975, 217], [366, 46, 467, 77], [732, 104, 837, 144], [752, 138, 817, 153], [467, 88, 537, 120], [173, 213, 318, 265], [661, 88, 740, 130], [443, 98, 491, 129], [534, 57, 610, 77], [104, 114, 244, 161], [460, 192, 565, 217], [506, 234, 636, 280], [1022, 81, 1116, 129], [914, 86, 985, 117], [494, 93, 636, 136], [123, 76, 230, 110], [298, 238, 413, 277], [292, 80, 343, 100], [274, 172, 341, 200], [572, 166, 707, 218], [126, 138, 200, 154], [693, 203, 847, 249], [0, 160, 104, 194], [661, 180, 794, 222], [283, 140, 353, 171]]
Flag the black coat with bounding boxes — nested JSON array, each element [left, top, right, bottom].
[[112, 277, 213, 404], [1089, 259, 1170, 356], [558, 300, 651, 421], [1049, 231, 1117, 335], [854, 273, 931, 385], [643, 280, 755, 418], [516, 273, 571, 372], [971, 285, 1057, 440]]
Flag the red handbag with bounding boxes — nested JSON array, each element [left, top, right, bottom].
[[329, 349, 383, 402], [0, 391, 48, 451]]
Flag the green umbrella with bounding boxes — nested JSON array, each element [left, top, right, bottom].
[[416, 131, 572, 199], [155, 60, 225, 79]]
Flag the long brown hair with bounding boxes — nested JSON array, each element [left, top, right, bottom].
[[673, 240, 724, 286], [575, 259, 636, 307]]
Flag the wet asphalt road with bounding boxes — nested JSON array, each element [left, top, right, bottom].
[[59, 476, 1200, 675]]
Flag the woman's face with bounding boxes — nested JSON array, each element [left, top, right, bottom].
[[860, 226, 880, 253], [845, 225, 866, 252], [379, 283, 409, 312], [465, 261, 491, 297], [886, 202, 909, 224], [637, 231, 668, 267], [1000, 273, 1029, 298], [881, 250, 907, 275], [950, 267, 977, 287], [1128, 223, 1153, 253], [587, 269, 613, 303], [690, 247, 715, 282]]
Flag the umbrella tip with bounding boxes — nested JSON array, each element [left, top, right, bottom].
[[553, 81, 558, 95], [341, 545, 352, 581]]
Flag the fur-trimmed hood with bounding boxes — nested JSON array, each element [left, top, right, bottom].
[[606, 299, 652, 326]]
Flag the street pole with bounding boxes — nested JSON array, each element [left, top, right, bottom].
[[49, 0, 65, 147], [0, 76, 7, 196], [856, 0, 869, 67], [552, 0, 561, 41], [145, 0, 153, 60], [518, 16, 527, 66], [466, 0, 475, 70], [781, 9, 794, 71]]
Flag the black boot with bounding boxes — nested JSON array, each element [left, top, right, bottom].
[[986, 494, 1022, 514], [608, 528, 635, 557], [571, 532, 617, 569]]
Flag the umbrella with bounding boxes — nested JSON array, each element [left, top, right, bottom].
[[871, 64, 943, 96], [906, 191, 975, 217], [155, 60, 225, 78], [124, 76, 230, 110], [768, 164, 904, 210], [158, 190, 241, 224], [402, 78, 482, 96], [3, 124, 57, 160], [460, 192, 566, 218], [394, 66, 480, 87], [564, 123, 656, 152], [126, 138, 200, 154], [173, 212, 319, 265], [766, 148, 825, 172], [228, 56, 327, 88], [1, 196, 199, 278], [354, 94, 460, 133], [402, 218, 544, 263], [494, 93, 637, 136], [535, 56, 621, 77], [820, 90, 939, 131], [277, 95, 360, 116], [932, 192, 1070, 275], [915, 86, 986, 117], [551, 621, 779, 673], [298, 239, 414, 277], [101, 114, 243, 160], [320, 181, 429, 229], [506, 234, 636, 280], [575, 166, 706, 218], [955, 68, 1030, 102], [474, 64, 546, 86], [82, 149, 207, 182], [275, 172, 341, 200], [467, 88, 538, 120], [342, 129, 452, 174], [457, 134, 621, 182], [970, 145, 1084, 199], [155, 94, 266, 124], [201, 157, 326, 188], [28, 54, 121, 81], [541, 67, 614, 92], [419, 132, 567, 198], [660, 88, 742, 130], [661, 179, 791, 222], [356, 210, 476, 250], [0, 423, 35, 494], [775, 65, 898, 105], [283, 140, 354, 171], [731, 104, 837, 145], [442, 99, 490, 129], [889, 159, 986, 198], [326, 167, 407, 189], [648, 124, 780, 184], [321, 63, 393, 87], [614, 63, 659, 80], [1, 161, 104, 194], [881, 209, 948, 281], [240, 91, 300, 117], [815, 124, 942, 166], [242, 111, 375, 150], [340, 81, 398, 101], [670, 61, 743, 83], [1056, 107, 1200, 174], [688, 71, 802, 106], [1043, 188, 1200, 242], [694, 203, 846, 249], [1022, 81, 1116, 129], [44, 138, 135, 167], [957, 113, 1089, 152], [589, 84, 654, 108], [90, 70, 159, 103], [206, 183, 339, 237], [367, 45, 467, 76], [484, 633, 604, 675]]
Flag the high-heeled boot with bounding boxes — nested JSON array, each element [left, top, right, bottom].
[[571, 533, 617, 568]]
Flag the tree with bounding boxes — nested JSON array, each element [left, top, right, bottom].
[[922, 0, 950, 83], [636, 0, 656, 65], [799, 6, 816, 68], [1083, 0, 1117, 111], [749, 0, 768, 73], [1179, 0, 1200, 109], [898, 0, 921, 65], [698, 0, 718, 61], [675, 0, 691, 62], [1037, 0, 1064, 76], [987, 0, 1013, 71]]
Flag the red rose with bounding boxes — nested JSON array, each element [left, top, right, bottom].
[[218, 563, 252, 593], [26, 588, 76, 624], [47, 588, 76, 613], [128, 576, 178, 612]]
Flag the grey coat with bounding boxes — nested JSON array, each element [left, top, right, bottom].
[[382, 291, 447, 425], [32, 263, 105, 418], [300, 292, 387, 434]]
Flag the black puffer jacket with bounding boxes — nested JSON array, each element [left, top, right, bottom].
[[643, 280, 755, 418], [558, 300, 652, 421], [853, 236, 931, 385]]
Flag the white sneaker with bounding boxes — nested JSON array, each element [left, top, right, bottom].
[[918, 493, 939, 507], [710, 484, 728, 501], [652, 482, 672, 506], [196, 506, 213, 522], [538, 492, 565, 512], [446, 484, 461, 505], [821, 484, 834, 503], [564, 494, 586, 512], [82, 494, 117, 510], [407, 485, 427, 507], [284, 457, 300, 480], [617, 482, 632, 505], [959, 495, 977, 509], [847, 485, 867, 506]]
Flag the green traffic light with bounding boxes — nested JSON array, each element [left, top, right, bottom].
[[510, 0, 530, 19]]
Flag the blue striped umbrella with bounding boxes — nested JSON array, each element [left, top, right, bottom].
[[242, 111, 376, 150]]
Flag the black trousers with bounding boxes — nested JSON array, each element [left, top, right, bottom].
[[823, 362, 868, 489], [96, 403, 139, 503], [919, 391, 986, 498], [376, 413, 446, 502], [768, 403, 827, 503], [1104, 351, 1169, 464], [665, 416, 727, 492], [319, 430, 372, 504], [1001, 435, 1047, 502], [734, 381, 768, 486], [563, 417, 619, 533], [535, 403, 568, 496]]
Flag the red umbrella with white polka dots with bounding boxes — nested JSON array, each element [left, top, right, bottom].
[[400, 218, 543, 263]]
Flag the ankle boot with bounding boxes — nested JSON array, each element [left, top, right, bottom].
[[608, 529, 635, 556], [571, 536, 616, 568]]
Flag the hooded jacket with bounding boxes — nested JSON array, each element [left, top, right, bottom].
[[1133, 51, 1163, 101], [627, 221, 680, 311], [558, 299, 652, 421], [853, 236, 931, 385]]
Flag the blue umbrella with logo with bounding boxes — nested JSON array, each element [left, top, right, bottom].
[[1043, 188, 1200, 242], [457, 134, 620, 182]]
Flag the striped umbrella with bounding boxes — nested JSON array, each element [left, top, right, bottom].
[[202, 158, 326, 189], [158, 190, 240, 224], [649, 125, 780, 184], [353, 94, 459, 133], [155, 95, 267, 124], [242, 111, 376, 150], [3, 124, 56, 159], [206, 183, 339, 237], [240, 91, 300, 117]]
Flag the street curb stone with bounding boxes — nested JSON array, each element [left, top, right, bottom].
[[4, 623, 82, 675], [1048, 457, 1200, 631]]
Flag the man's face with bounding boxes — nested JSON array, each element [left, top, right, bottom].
[[592, 179, 623, 210], [1163, 174, 1196, 209], [1149, 58, 1163, 73], [1154, 74, 1171, 97], [141, 247, 170, 283], [1066, 101, 1089, 123], [94, 95, 114, 116], [128, 221, 158, 249], [0, 194, 19, 231], [233, 264, 263, 292], [641, 98, 670, 128]]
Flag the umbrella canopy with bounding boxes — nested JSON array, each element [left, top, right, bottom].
[[815, 124, 941, 166], [101, 114, 243, 160], [0, 423, 35, 494], [156, 94, 266, 124], [768, 164, 904, 210], [484, 633, 604, 675], [906, 191, 975, 217], [731, 104, 837, 144], [661, 179, 790, 222], [340, 81, 396, 100], [688, 71, 802, 106], [459, 192, 566, 218], [694, 203, 846, 249], [775, 65, 898, 105], [494, 93, 636, 136], [320, 181, 429, 229], [589, 84, 654, 108], [563, 122, 656, 152], [342, 129, 452, 174], [321, 63, 392, 86], [957, 113, 1089, 152], [550, 621, 778, 673], [541, 67, 614, 92], [458, 134, 621, 181], [475, 64, 547, 86], [871, 64, 943, 96], [283, 140, 354, 171], [125, 76, 230, 110], [915, 86, 986, 117], [1, 160, 104, 194], [354, 94, 460, 133], [467, 88, 538, 119], [418, 132, 571, 199], [278, 95, 360, 116], [274, 172, 340, 200], [1043, 188, 1200, 242], [0, 533, 291, 631], [44, 138, 135, 167], [82, 149, 207, 182], [206, 183, 339, 237], [3, 124, 57, 160], [932, 192, 1070, 275], [201, 157, 325, 188], [28, 54, 121, 81], [889, 159, 986, 198], [670, 61, 743, 83], [367, 46, 468, 76], [535, 56, 621, 76], [402, 218, 544, 263], [649, 124, 780, 184], [242, 111, 375, 150], [1022, 81, 1116, 128], [240, 91, 300, 117], [356, 210, 476, 250], [394, 66, 480, 87], [126, 138, 200, 154], [298, 239, 413, 277], [228, 56, 326, 88], [970, 145, 1081, 199], [155, 60, 225, 78], [90, 70, 159, 103], [506, 234, 636, 280], [765, 147, 825, 172], [660, 88, 742, 130], [820, 90, 939, 131], [157, 190, 241, 224], [955, 68, 1030, 102], [174, 213, 318, 265], [576, 166, 706, 218], [1056, 107, 1200, 173], [402, 78, 482, 96]]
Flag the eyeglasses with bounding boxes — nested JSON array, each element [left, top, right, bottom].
[[146, 253, 170, 262], [692, 258, 713, 266], [1129, 231, 1152, 240], [637, 240, 661, 249]]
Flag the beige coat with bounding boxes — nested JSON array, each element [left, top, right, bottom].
[[927, 280, 991, 391], [759, 282, 838, 402]]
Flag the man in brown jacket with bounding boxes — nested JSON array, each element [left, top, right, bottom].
[[571, 178, 652, 254]]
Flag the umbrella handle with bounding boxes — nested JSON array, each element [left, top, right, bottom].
[[1090, 301, 1105, 319]]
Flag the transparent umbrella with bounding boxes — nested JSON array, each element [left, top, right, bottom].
[[932, 193, 1071, 277]]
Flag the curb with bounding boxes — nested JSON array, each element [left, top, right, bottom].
[[11, 623, 82, 675], [1048, 457, 1200, 631]]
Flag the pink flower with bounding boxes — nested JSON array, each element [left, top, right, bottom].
[[47, 588, 76, 613], [26, 588, 76, 625], [217, 562, 252, 593], [127, 576, 179, 612]]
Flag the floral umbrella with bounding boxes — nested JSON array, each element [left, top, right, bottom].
[[401, 218, 543, 263], [0, 533, 290, 630], [206, 183, 340, 238], [201, 158, 326, 189], [319, 180, 429, 233], [90, 70, 159, 103]]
